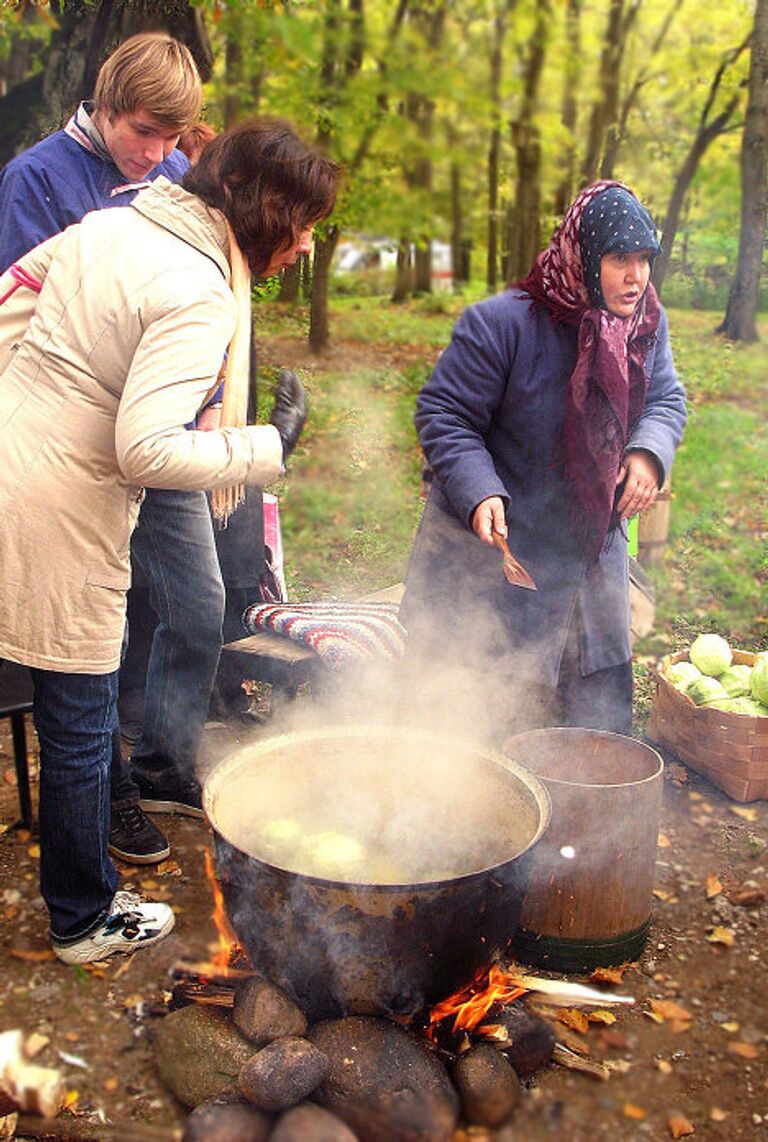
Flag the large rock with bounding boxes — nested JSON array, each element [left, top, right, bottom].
[[308, 1016, 459, 1142], [182, 1100, 273, 1142], [452, 1042, 522, 1127], [154, 1006, 256, 1108], [233, 978, 308, 1046], [270, 1102, 360, 1141], [239, 1037, 329, 1112]]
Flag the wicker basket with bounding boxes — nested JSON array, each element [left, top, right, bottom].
[[647, 649, 768, 802]]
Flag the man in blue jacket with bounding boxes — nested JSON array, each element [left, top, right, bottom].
[[0, 33, 222, 864]]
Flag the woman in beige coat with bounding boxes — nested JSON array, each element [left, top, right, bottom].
[[0, 119, 338, 963]]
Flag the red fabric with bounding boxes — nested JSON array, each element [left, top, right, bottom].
[[517, 181, 661, 561]]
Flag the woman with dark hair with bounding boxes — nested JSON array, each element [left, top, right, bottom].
[[0, 118, 339, 965], [401, 181, 687, 742]]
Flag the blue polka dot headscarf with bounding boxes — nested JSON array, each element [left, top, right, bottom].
[[580, 186, 661, 308]]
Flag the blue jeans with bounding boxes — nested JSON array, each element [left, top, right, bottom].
[[30, 667, 119, 942], [128, 488, 225, 785]]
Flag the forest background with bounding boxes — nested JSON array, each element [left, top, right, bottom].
[[0, 0, 766, 664]]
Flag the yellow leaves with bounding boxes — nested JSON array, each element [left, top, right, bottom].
[[705, 874, 723, 898], [653, 888, 678, 903], [709, 1107, 729, 1123], [623, 1103, 647, 1120], [557, 1009, 590, 1034], [63, 1091, 79, 1112], [103, 1076, 119, 1092], [27, 842, 40, 860], [648, 999, 693, 1033], [729, 805, 757, 822], [706, 926, 735, 947], [590, 965, 628, 985], [667, 1110, 695, 1138], [721, 1021, 740, 1033], [587, 1010, 617, 1026], [656, 1058, 673, 1074], [658, 832, 671, 848]]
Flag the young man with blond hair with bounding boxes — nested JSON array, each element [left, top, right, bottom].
[[0, 33, 226, 867]]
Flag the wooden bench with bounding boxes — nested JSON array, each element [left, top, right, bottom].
[[218, 584, 404, 702]]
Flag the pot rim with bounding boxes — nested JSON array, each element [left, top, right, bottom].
[[502, 727, 664, 790], [203, 724, 552, 890]]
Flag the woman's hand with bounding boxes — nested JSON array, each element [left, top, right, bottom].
[[615, 449, 661, 520], [472, 496, 507, 545]]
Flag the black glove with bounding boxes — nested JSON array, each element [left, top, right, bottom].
[[269, 368, 307, 460]]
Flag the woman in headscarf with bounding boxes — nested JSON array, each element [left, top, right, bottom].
[[400, 181, 687, 742]]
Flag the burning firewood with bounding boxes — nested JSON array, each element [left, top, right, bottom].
[[0, 1029, 65, 1119]]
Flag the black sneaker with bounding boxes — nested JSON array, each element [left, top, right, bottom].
[[109, 799, 171, 864], [135, 773, 204, 819]]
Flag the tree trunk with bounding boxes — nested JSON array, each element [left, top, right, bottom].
[[554, 0, 581, 215], [279, 261, 302, 304], [504, 0, 549, 284], [487, 0, 516, 290], [0, 0, 212, 165], [450, 159, 465, 286], [719, 0, 768, 342], [309, 225, 340, 351], [581, 0, 639, 186], [653, 37, 750, 295], [391, 238, 413, 302]]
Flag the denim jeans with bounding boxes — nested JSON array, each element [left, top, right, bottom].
[[127, 487, 225, 786], [30, 667, 120, 942]]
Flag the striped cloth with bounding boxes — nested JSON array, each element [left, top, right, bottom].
[[241, 601, 407, 671]]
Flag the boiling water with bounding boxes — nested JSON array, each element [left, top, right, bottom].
[[208, 733, 542, 886]]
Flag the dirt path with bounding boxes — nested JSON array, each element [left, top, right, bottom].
[[1, 705, 766, 1141]]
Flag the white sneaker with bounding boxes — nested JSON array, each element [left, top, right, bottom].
[[53, 890, 175, 965]]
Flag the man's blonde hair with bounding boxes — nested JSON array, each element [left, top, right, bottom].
[[93, 33, 202, 130]]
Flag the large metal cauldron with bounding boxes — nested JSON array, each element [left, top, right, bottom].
[[203, 727, 550, 1021]]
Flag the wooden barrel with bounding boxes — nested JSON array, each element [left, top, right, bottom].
[[638, 479, 671, 566], [502, 729, 663, 972]]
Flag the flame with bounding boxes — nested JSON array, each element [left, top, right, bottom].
[[428, 963, 527, 1039], [204, 847, 243, 969]]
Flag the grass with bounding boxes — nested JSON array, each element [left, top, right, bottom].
[[256, 292, 767, 654]]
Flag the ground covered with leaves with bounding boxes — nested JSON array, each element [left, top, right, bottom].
[[1, 708, 766, 1142]]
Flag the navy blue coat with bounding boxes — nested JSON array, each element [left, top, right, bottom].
[[401, 290, 687, 686]]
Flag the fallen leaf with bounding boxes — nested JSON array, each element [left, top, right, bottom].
[[729, 887, 766, 907], [123, 993, 145, 1009], [650, 999, 694, 1028], [706, 926, 735, 947], [654, 888, 676, 902], [9, 947, 56, 963], [103, 1077, 119, 1092], [727, 1042, 760, 1060], [688, 791, 704, 802], [63, 1030, 79, 1043], [63, 1091, 79, 1111], [658, 833, 671, 848], [588, 1010, 617, 1025], [729, 805, 757, 822], [590, 965, 627, 984], [27, 843, 40, 859], [557, 1009, 590, 1034], [709, 1107, 728, 1122], [0, 823, 9, 837], [706, 874, 723, 898], [623, 1103, 647, 1120], [25, 1033, 49, 1058], [656, 1059, 673, 1074], [667, 1110, 695, 1138]]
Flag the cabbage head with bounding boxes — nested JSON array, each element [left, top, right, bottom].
[[750, 654, 768, 706], [718, 664, 753, 698], [710, 696, 765, 716], [665, 660, 701, 691], [686, 676, 728, 706], [689, 634, 732, 677]]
